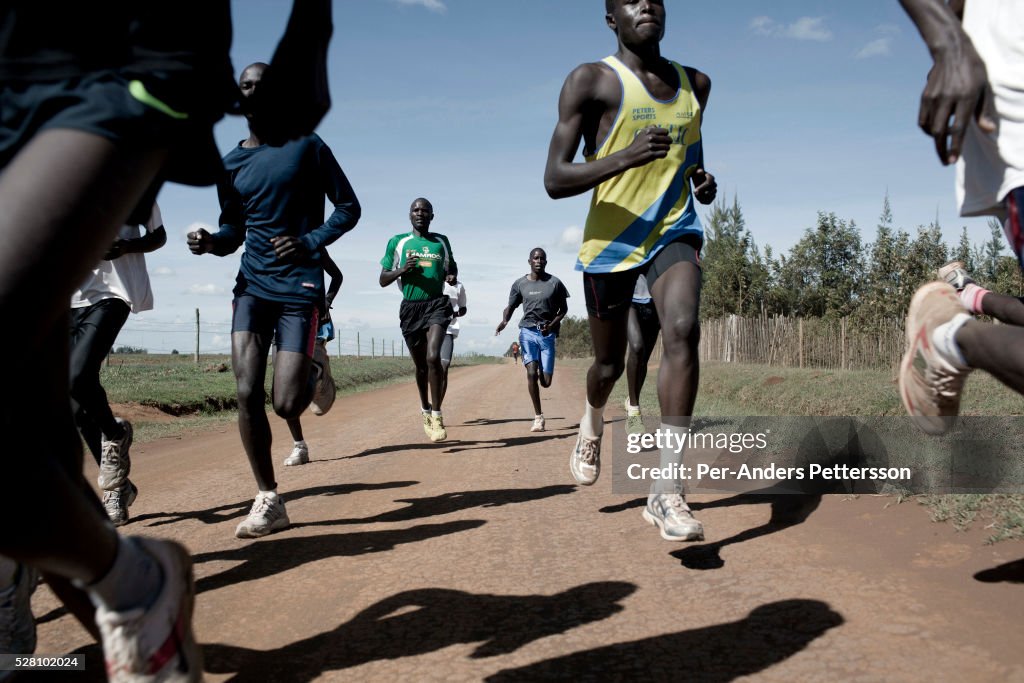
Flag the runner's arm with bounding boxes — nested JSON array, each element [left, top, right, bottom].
[[496, 283, 522, 334], [323, 250, 342, 307], [544, 63, 673, 199]]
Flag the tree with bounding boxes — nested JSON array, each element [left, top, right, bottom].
[[773, 212, 862, 318], [701, 195, 770, 318]]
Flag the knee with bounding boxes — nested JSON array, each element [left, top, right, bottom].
[[593, 358, 625, 385], [662, 313, 700, 352], [539, 373, 553, 388], [68, 368, 96, 400], [273, 397, 304, 420], [235, 379, 265, 410]]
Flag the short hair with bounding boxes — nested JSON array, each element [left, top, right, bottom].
[[605, 0, 614, 13], [410, 197, 433, 211], [530, 247, 547, 258]]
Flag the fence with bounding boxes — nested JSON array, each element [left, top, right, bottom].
[[647, 315, 905, 371]]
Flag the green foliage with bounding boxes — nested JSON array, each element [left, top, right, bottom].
[[113, 345, 147, 354], [555, 316, 593, 358], [701, 195, 770, 317]]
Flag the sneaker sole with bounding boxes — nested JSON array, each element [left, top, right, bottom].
[[283, 456, 310, 466], [235, 515, 290, 539], [569, 445, 599, 486], [642, 507, 705, 542], [98, 425, 134, 491], [899, 282, 960, 435]]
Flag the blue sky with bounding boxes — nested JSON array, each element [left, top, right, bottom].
[[121, 0, 993, 357]]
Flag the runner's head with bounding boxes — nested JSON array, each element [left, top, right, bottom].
[[605, 0, 665, 48], [446, 262, 458, 285], [409, 197, 434, 234], [528, 248, 547, 276], [238, 62, 269, 121]]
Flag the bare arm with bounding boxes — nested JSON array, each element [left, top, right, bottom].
[[379, 261, 417, 288], [543, 63, 674, 199], [322, 250, 342, 306], [899, 0, 996, 164]]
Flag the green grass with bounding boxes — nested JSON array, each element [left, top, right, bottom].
[[565, 359, 1024, 544], [99, 353, 497, 442]]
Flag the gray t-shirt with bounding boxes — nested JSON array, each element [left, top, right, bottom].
[[507, 273, 570, 336]]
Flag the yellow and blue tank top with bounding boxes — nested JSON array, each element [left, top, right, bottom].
[[579, 56, 703, 273]]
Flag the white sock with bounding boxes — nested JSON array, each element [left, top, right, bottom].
[[931, 313, 972, 370], [652, 423, 686, 495], [626, 401, 641, 415], [431, 410, 442, 417], [259, 489, 279, 501], [580, 401, 604, 439], [535, 413, 544, 419], [294, 440, 307, 447], [80, 536, 163, 613]]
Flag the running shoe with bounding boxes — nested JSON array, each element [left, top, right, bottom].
[[103, 480, 139, 528], [937, 260, 976, 292], [99, 418, 133, 491], [94, 537, 202, 683], [531, 416, 545, 432], [642, 493, 705, 541], [310, 341, 336, 416], [625, 399, 644, 434], [0, 563, 38, 658], [235, 492, 290, 539], [429, 414, 447, 442], [899, 281, 973, 435], [422, 412, 433, 439], [569, 434, 601, 486], [284, 442, 309, 466]]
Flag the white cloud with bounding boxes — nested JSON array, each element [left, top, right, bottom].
[[855, 25, 900, 59], [750, 16, 832, 42], [558, 225, 583, 253], [391, 0, 446, 13], [152, 266, 175, 277], [187, 283, 228, 296]]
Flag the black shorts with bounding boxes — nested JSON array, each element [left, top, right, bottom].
[[631, 299, 660, 335], [399, 296, 452, 348], [583, 234, 702, 319], [232, 294, 319, 356]]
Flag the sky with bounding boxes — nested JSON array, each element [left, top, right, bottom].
[[117, 0, 996, 358]]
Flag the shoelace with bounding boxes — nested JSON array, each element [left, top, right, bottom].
[[578, 438, 599, 466], [663, 494, 692, 517]]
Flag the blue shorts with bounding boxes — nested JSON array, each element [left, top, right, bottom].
[[232, 294, 319, 356], [519, 327, 556, 375], [317, 320, 335, 343]]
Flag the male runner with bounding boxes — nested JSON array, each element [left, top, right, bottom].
[[495, 248, 570, 433], [188, 61, 360, 538], [380, 198, 456, 442], [70, 202, 166, 526], [283, 250, 343, 466], [544, 0, 718, 541], [625, 274, 661, 434], [440, 264, 468, 403], [0, 2, 257, 678], [511, 341, 521, 365], [899, 0, 1024, 433]]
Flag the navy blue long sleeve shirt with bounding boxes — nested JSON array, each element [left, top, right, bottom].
[[211, 133, 360, 304]]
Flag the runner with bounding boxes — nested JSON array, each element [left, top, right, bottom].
[[440, 263, 468, 404], [379, 198, 456, 442], [544, 0, 718, 541], [899, 0, 1024, 434], [188, 61, 361, 538], [70, 202, 166, 526], [495, 248, 570, 433], [511, 341, 521, 365], [0, 1, 257, 677], [624, 274, 661, 434], [283, 250, 343, 466]]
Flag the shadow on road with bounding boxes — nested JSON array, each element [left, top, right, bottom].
[[192, 520, 486, 595], [336, 432, 576, 460], [129, 481, 418, 528], [444, 432, 576, 453], [290, 484, 577, 528], [462, 417, 558, 426], [486, 599, 843, 682], [975, 559, 1024, 584], [203, 581, 637, 681]]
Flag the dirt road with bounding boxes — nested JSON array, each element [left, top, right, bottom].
[[29, 362, 1024, 681]]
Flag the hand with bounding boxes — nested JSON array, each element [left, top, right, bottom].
[[539, 323, 551, 336], [495, 320, 507, 335], [187, 228, 214, 255], [103, 240, 127, 261], [400, 258, 420, 275], [692, 168, 717, 204], [919, 42, 996, 164], [625, 126, 672, 169], [270, 235, 309, 261]]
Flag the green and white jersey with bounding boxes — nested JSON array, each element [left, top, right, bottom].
[[380, 232, 455, 301]]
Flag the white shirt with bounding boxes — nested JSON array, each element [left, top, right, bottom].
[[444, 280, 467, 337], [958, 0, 1024, 217], [71, 203, 162, 314]]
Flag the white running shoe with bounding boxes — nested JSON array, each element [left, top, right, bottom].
[[103, 480, 139, 527], [235, 493, 290, 539], [284, 442, 309, 466], [429, 414, 447, 442], [99, 418, 133, 491], [0, 563, 38, 659], [531, 416, 545, 432], [310, 341, 336, 416], [937, 260, 976, 292], [643, 493, 705, 541], [94, 537, 202, 683], [569, 434, 601, 486]]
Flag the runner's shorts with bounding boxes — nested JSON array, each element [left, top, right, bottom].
[[1004, 187, 1024, 270], [519, 327, 556, 375], [399, 296, 452, 348], [440, 333, 455, 364], [232, 294, 319, 356], [583, 234, 702, 319]]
